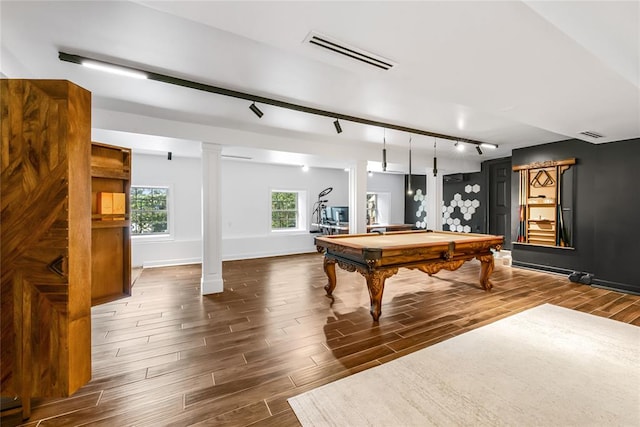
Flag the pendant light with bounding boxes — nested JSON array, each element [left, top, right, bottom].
[[407, 136, 413, 195], [382, 129, 387, 172], [433, 138, 438, 177]]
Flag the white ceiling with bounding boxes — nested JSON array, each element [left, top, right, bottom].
[[1, 1, 638, 170]]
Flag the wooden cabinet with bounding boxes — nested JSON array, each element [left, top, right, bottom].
[[91, 142, 132, 305], [514, 158, 576, 247], [1, 80, 92, 418]]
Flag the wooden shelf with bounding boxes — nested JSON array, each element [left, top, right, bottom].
[[91, 142, 131, 306], [91, 167, 130, 180], [92, 219, 130, 229], [92, 213, 129, 220]]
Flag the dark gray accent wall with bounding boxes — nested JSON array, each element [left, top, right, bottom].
[[511, 138, 640, 293], [442, 172, 486, 234], [404, 174, 427, 228]]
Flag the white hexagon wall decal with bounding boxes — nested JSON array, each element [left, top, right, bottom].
[[447, 206, 454, 213], [463, 225, 471, 233], [456, 225, 464, 232], [460, 206, 468, 214], [471, 199, 480, 208], [443, 211, 450, 219], [468, 206, 476, 214], [464, 213, 472, 220], [454, 193, 462, 201], [464, 199, 472, 207], [465, 185, 472, 193], [453, 218, 461, 226], [472, 184, 480, 193]]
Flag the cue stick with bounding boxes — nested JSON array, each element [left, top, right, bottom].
[[518, 170, 525, 243], [556, 166, 566, 247]]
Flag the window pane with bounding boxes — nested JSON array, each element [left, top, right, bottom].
[[271, 191, 298, 229], [130, 186, 169, 235]]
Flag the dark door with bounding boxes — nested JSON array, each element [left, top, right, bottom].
[[488, 159, 511, 247]]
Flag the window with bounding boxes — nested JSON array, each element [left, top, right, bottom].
[[271, 190, 306, 231], [130, 186, 169, 235]]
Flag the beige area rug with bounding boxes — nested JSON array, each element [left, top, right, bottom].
[[288, 304, 640, 426]]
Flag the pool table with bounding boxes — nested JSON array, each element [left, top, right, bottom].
[[314, 230, 504, 321]]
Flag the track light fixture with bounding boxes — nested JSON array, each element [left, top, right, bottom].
[[80, 58, 147, 79], [58, 52, 500, 150], [167, 152, 172, 160], [58, 52, 496, 148], [480, 143, 497, 149], [455, 141, 465, 151], [249, 102, 264, 118], [333, 119, 342, 134], [476, 145, 483, 155]]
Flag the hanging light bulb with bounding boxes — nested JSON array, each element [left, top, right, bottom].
[[407, 136, 413, 195], [382, 129, 387, 172], [433, 138, 438, 177]]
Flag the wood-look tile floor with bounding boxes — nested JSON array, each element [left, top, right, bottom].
[[3, 253, 640, 426]]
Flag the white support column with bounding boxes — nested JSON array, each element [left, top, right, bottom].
[[426, 172, 444, 231], [348, 159, 368, 234], [201, 142, 223, 294]]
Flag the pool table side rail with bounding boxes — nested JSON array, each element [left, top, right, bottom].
[[314, 231, 504, 269]]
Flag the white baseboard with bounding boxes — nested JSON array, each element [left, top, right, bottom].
[[142, 257, 201, 268]]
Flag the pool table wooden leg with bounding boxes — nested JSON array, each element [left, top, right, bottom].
[[478, 254, 495, 290], [364, 268, 398, 321], [323, 256, 337, 295]]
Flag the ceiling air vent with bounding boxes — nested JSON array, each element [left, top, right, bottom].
[[579, 131, 604, 139], [304, 31, 395, 71]]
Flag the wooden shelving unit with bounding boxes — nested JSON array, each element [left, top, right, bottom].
[[514, 158, 576, 248], [91, 142, 132, 305]]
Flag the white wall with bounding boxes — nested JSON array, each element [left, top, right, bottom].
[[131, 153, 202, 267], [221, 160, 349, 260], [367, 172, 405, 224], [131, 153, 414, 266]]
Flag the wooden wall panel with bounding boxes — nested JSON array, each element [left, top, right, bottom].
[[1, 80, 91, 417]]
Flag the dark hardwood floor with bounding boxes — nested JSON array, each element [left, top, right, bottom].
[[3, 253, 639, 426]]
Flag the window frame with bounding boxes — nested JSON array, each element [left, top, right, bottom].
[[270, 189, 307, 233], [130, 184, 174, 241]]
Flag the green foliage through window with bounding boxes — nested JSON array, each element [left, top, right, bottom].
[[130, 186, 169, 235], [272, 191, 298, 229]]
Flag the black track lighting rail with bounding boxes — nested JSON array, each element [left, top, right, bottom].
[[59, 51, 494, 148]]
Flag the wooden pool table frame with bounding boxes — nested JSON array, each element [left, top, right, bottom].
[[314, 230, 504, 321]]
